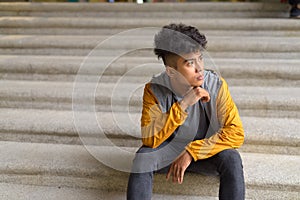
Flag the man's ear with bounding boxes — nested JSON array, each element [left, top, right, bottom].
[[166, 66, 176, 77]]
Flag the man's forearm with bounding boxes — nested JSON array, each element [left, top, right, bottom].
[[141, 102, 188, 148]]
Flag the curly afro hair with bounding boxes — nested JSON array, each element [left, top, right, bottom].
[[154, 23, 207, 65]]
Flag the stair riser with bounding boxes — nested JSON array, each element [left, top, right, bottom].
[[0, 11, 290, 18], [2, 74, 299, 88], [1, 80, 299, 117], [1, 49, 299, 59], [1, 96, 299, 116], [1, 18, 299, 31], [0, 165, 298, 199], [0, 2, 289, 12], [0, 109, 299, 148], [0, 132, 298, 156], [1, 59, 299, 80], [1, 38, 299, 52], [2, 29, 300, 36], [0, 147, 299, 198]]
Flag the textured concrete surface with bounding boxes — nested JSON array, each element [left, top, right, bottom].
[[0, 80, 299, 117], [2, 28, 300, 37], [0, 55, 299, 87], [0, 11, 291, 19], [0, 108, 299, 148], [1, 18, 299, 31], [0, 141, 298, 199], [1, 48, 299, 59], [0, 183, 219, 200], [1, 182, 296, 200], [0, 2, 289, 13], [0, 55, 299, 79], [0, 35, 299, 53], [0, 2, 299, 199], [0, 182, 297, 200]]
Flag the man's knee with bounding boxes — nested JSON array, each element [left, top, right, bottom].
[[217, 149, 243, 174], [131, 146, 161, 173], [131, 144, 178, 173]]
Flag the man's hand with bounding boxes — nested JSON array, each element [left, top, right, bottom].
[[166, 150, 193, 184], [180, 87, 210, 110]]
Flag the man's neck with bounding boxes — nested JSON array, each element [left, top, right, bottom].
[[170, 78, 192, 97]]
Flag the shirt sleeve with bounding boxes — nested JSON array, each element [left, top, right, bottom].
[[141, 83, 188, 148], [185, 78, 244, 161]]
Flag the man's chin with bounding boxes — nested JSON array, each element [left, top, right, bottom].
[[192, 82, 203, 88]]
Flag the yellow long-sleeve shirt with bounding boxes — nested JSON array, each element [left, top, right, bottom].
[[141, 76, 244, 161]]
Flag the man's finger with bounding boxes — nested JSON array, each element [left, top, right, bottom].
[[175, 165, 181, 183], [173, 164, 181, 183], [201, 95, 210, 103], [179, 168, 184, 184], [166, 165, 172, 181], [173, 165, 177, 183]]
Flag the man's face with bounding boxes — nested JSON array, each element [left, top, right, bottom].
[[169, 50, 204, 88]]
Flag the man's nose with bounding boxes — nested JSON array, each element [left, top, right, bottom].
[[194, 61, 203, 73]]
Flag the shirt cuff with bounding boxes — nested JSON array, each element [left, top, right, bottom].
[[185, 144, 198, 162]]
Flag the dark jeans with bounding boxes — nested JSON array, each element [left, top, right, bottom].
[[127, 147, 245, 200]]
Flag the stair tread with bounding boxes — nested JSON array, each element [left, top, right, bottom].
[[0, 80, 299, 118], [0, 35, 299, 53], [1, 80, 299, 101], [0, 55, 299, 78], [0, 2, 289, 12], [0, 141, 298, 190], [1, 17, 299, 30], [0, 182, 220, 200], [2, 29, 299, 37], [0, 108, 299, 147]]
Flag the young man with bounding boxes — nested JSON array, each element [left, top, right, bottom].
[[127, 23, 245, 200]]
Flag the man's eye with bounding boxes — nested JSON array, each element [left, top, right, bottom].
[[187, 61, 194, 65]]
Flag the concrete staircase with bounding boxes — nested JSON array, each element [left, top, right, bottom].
[[0, 2, 299, 200]]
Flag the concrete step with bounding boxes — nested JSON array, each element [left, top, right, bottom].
[[1, 35, 299, 59], [1, 73, 298, 88], [0, 2, 289, 18], [0, 141, 298, 199], [0, 108, 298, 155], [0, 10, 290, 19], [1, 35, 299, 52], [0, 2, 298, 199], [1, 17, 299, 32], [0, 183, 220, 200], [0, 55, 299, 86], [0, 55, 299, 79], [2, 28, 300, 37], [1, 80, 299, 118], [0, 183, 124, 200]]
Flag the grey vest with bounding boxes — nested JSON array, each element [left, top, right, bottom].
[[150, 70, 223, 149], [132, 70, 223, 173]]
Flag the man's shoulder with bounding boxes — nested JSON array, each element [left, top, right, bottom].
[[146, 81, 172, 95], [203, 70, 223, 93], [204, 69, 221, 79], [204, 69, 222, 82], [147, 72, 172, 93]]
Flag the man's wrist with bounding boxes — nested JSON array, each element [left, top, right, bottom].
[[183, 150, 193, 162], [179, 100, 188, 111], [185, 148, 196, 162]]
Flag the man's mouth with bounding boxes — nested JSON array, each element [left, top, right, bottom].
[[196, 76, 203, 81]]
